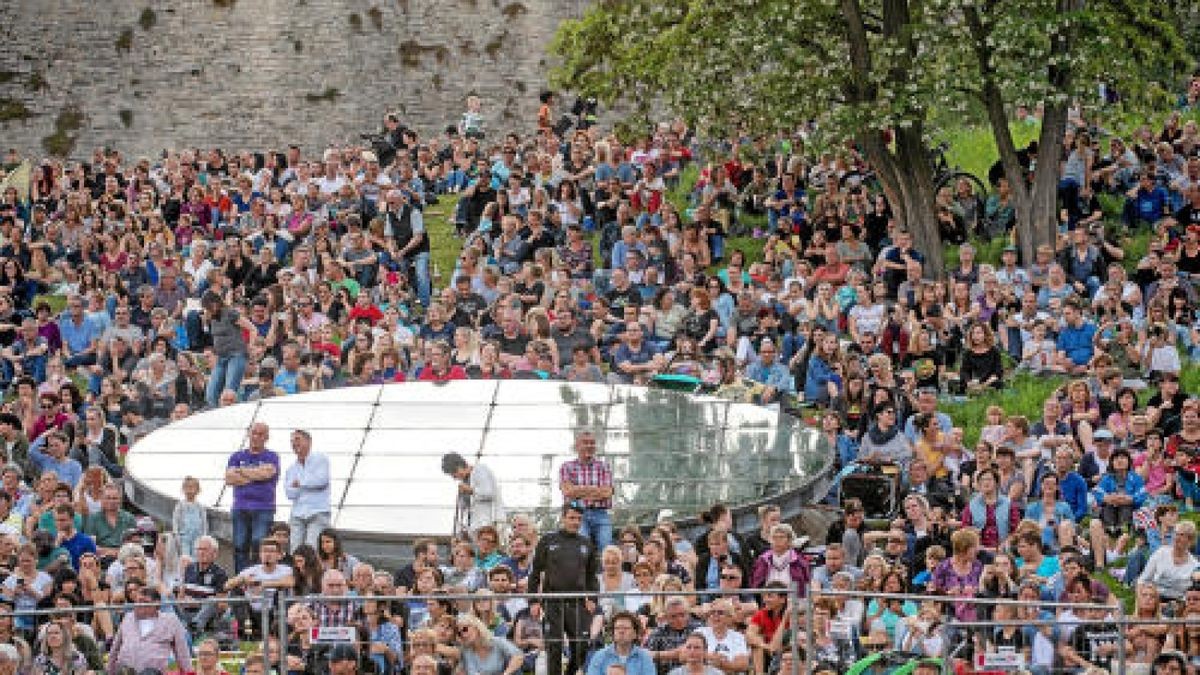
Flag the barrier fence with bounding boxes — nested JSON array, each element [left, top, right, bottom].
[[807, 588, 1199, 675], [2, 585, 1194, 673]]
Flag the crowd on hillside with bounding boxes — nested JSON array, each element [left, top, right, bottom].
[[0, 74, 1196, 673]]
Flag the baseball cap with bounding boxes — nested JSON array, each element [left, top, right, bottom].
[[1093, 429, 1115, 441]]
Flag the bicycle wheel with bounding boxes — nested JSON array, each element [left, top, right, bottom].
[[936, 171, 988, 199]]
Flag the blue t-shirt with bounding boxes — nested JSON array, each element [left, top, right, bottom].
[[57, 314, 101, 355], [1016, 554, 1060, 579], [274, 368, 300, 395], [1056, 321, 1096, 366], [60, 531, 97, 570], [1131, 186, 1169, 223], [226, 448, 281, 512]]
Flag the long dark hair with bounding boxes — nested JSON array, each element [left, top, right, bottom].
[[318, 528, 346, 564], [291, 544, 322, 594]]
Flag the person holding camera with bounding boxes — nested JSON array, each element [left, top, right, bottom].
[[440, 452, 504, 538]]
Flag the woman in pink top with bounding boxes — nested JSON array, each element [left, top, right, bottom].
[[1135, 429, 1176, 505]]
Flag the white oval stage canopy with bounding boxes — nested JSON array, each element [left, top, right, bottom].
[[126, 381, 826, 537]]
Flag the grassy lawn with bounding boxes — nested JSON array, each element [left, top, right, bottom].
[[940, 123, 1042, 185], [423, 195, 464, 288]]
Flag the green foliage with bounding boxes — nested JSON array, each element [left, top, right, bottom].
[[115, 28, 133, 53], [26, 72, 47, 92], [664, 165, 700, 214], [940, 123, 1041, 185], [550, 0, 1191, 272], [501, 3, 527, 20], [1181, 361, 1200, 399], [367, 7, 383, 30], [945, 373, 1067, 448], [303, 88, 340, 103], [138, 7, 157, 30], [423, 195, 461, 289], [944, 236, 1010, 270], [1121, 230, 1151, 273], [34, 295, 66, 314], [0, 99, 34, 123], [41, 106, 84, 157]]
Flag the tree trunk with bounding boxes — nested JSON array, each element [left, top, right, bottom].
[[894, 126, 945, 275], [1019, 0, 1082, 262], [857, 128, 944, 276], [841, 0, 943, 276], [1026, 102, 1068, 258], [971, 0, 1077, 264]]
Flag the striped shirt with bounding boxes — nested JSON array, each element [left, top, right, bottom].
[[559, 457, 614, 509]]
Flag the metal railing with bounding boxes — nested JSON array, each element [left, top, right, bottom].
[[805, 587, 1200, 675], [1, 585, 808, 672], [12, 583, 1188, 674]]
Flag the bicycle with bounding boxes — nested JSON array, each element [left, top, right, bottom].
[[931, 141, 988, 198]]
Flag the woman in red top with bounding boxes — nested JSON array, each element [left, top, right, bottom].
[[347, 291, 383, 326], [746, 584, 788, 674]]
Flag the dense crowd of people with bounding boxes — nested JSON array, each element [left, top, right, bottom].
[[0, 75, 1196, 673]]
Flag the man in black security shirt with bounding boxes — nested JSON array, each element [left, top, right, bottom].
[[528, 502, 597, 675], [606, 269, 642, 320], [1063, 592, 1125, 672]]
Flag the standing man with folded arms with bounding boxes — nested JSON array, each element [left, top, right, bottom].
[[559, 430, 615, 551], [284, 429, 330, 551], [225, 422, 280, 572]]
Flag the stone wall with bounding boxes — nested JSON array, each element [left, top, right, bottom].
[[0, 0, 587, 159]]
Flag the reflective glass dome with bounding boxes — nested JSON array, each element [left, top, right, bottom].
[[127, 381, 827, 536]]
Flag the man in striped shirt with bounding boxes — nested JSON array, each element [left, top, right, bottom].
[[559, 430, 614, 550]]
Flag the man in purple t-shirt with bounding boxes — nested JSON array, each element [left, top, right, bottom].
[[225, 422, 280, 572]]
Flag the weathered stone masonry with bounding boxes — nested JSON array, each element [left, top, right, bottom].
[[0, 0, 586, 158]]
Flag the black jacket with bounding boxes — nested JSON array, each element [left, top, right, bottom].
[[528, 529, 598, 593]]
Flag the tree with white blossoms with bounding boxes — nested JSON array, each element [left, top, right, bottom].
[[550, 0, 1193, 272], [934, 0, 1190, 261]]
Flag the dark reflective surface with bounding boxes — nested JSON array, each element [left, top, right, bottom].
[[128, 381, 828, 535]]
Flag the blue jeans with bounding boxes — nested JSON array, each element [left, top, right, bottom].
[[709, 233, 725, 262], [231, 508, 275, 572], [64, 352, 97, 369], [410, 251, 431, 308], [580, 508, 612, 551], [206, 353, 247, 408], [1179, 474, 1200, 504]]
